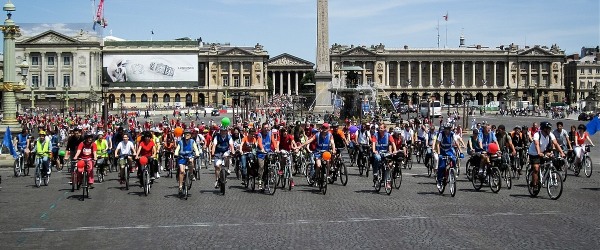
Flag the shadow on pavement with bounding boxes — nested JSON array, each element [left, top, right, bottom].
[[509, 194, 535, 199], [581, 187, 600, 191], [416, 191, 439, 195]]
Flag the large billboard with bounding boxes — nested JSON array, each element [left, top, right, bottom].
[[103, 54, 198, 82]]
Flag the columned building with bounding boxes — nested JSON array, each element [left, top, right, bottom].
[[267, 53, 314, 96], [564, 47, 600, 108], [329, 42, 566, 108], [15, 30, 102, 112], [200, 43, 269, 107]]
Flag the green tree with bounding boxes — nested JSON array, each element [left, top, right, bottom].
[[299, 71, 315, 93]]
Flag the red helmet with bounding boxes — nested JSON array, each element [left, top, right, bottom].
[[487, 142, 499, 154]]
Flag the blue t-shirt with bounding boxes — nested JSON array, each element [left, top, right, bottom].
[[478, 132, 497, 151]]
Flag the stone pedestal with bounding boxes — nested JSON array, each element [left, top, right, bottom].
[[313, 72, 332, 113]]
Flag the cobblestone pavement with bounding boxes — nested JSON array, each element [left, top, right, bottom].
[[0, 115, 599, 249]]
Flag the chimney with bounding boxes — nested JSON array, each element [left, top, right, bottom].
[[459, 34, 465, 47], [574, 53, 580, 60], [476, 45, 481, 49]]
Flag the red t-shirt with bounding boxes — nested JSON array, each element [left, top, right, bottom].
[[139, 140, 155, 157], [279, 134, 295, 151], [77, 142, 97, 160]]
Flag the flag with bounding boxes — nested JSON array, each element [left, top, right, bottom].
[[2, 127, 18, 159], [443, 12, 448, 21], [586, 115, 600, 135]]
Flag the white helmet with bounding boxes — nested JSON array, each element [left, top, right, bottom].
[[97, 131, 104, 136], [393, 127, 402, 134]]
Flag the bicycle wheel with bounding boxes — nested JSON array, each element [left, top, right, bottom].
[[393, 166, 402, 189], [489, 167, 501, 193], [287, 168, 292, 191], [82, 171, 88, 200], [465, 159, 473, 181], [249, 176, 256, 191], [407, 158, 413, 170], [35, 164, 41, 188], [13, 159, 20, 177], [384, 167, 392, 195], [321, 167, 328, 195], [427, 159, 433, 178], [358, 157, 364, 176], [183, 173, 190, 200], [584, 156, 593, 178], [71, 171, 76, 192], [505, 168, 512, 190], [511, 156, 520, 180], [43, 172, 49, 186], [305, 163, 314, 186], [24, 161, 30, 176], [266, 167, 277, 195], [125, 165, 130, 191], [546, 170, 563, 200], [143, 170, 149, 196], [340, 162, 348, 186], [374, 168, 382, 193], [97, 167, 104, 183], [561, 159, 568, 182], [471, 168, 483, 191], [365, 156, 370, 177], [449, 168, 456, 197], [219, 168, 226, 195]]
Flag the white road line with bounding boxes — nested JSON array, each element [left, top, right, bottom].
[[0, 212, 564, 234]]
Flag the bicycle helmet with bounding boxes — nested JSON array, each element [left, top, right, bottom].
[[514, 125, 521, 130], [184, 129, 193, 134], [393, 127, 402, 134], [331, 121, 339, 127], [443, 123, 453, 129], [540, 121, 552, 130], [97, 131, 104, 136], [38, 130, 46, 136]]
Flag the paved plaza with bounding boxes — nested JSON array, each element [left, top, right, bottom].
[[0, 115, 599, 249]]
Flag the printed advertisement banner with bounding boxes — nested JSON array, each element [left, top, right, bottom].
[[103, 54, 198, 82]]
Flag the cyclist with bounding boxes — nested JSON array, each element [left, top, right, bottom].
[[510, 126, 526, 173], [552, 121, 572, 155], [135, 131, 158, 185], [50, 130, 62, 171], [33, 130, 52, 176], [434, 123, 458, 190], [573, 124, 595, 168], [114, 134, 136, 184], [210, 126, 235, 189], [527, 121, 565, 189], [66, 128, 84, 164], [391, 127, 408, 162], [239, 127, 259, 185], [174, 129, 200, 195], [356, 123, 372, 161], [496, 124, 517, 160], [95, 131, 109, 176], [73, 133, 98, 188], [309, 122, 336, 171], [162, 133, 176, 171], [371, 123, 396, 189], [478, 124, 497, 168], [14, 128, 32, 162], [256, 123, 276, 190]]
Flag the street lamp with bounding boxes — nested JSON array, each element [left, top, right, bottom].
[[101, 81, 110, 131], [63, 84, 71, 116], [359, 90, 364, 124]]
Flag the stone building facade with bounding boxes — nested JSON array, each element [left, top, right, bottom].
[[564, 47, 600, 107], [329, 42, 566, 108], [266, 53, 314, 96]]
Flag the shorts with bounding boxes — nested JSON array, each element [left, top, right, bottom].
[[528, 154, 542, 165]]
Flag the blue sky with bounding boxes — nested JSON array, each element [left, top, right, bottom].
[[5, 0, 600, 61]]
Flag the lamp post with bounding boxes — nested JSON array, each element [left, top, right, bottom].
[[1, 0, 25, 126], [63, 84, 70, 116], [569, 82, 574, 106], [101, 81, 110, 131], [359, 90, 364, 124]]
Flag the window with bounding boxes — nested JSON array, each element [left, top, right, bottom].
[[366, 75, 373, 84], [175, 94, 181, 102], [63, 75, 70, 88], [47, 75, 55, 88], [130, 94, 136, 103], [590, 69, 593, 74], [31, 75, 39, 88], [233, 76, 240, 87], [222, 75, 229, 87], [580, 69, 584, 74], [47, 56, 55, 66], [141, 94, 148, 103], [120, 94, 126, 103], [163, 94, 170, 103], [244, 76, 251, 87], [63, 56, 71, 66], [31, 56, 39, 66]]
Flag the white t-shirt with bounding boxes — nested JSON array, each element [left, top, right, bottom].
[[357, 130, 371, 145], [116, 141, 135, 155], [402, 129, 414, 142], [528, 131, 556, 155]]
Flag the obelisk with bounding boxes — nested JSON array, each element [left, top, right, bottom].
[[313, 0, 332, 113]]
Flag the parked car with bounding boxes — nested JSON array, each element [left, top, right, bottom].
[[211, 110, 220, 116]]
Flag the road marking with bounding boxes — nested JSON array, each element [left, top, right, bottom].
[[0, 211, 565, 235]]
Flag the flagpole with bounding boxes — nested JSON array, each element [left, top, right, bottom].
[[437, 19, 440, 48], [445, 14, 448, 48]]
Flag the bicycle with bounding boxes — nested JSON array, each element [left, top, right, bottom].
[[139, 157, 152, 196], [328, 151, 348, 186], [264, 152, 279, 195], [573, 145, 593, 178], [96, 156, 109, 183], [13, 151, 26, 177], [357, 144, 371, 177], [497, 150, 513, 190], [76, 159, 95, 201], [315, 151, 329, 195], [164, 152, 175, 178], [244, 151, 258, 190], [117, 154, 134, 190], [404, 144, 413, 169], [214, 153, 230, 195], [178, 156, 196, 200], [471, 153, 501, 193], [527, 156, 564, 200], [391, 153, 403, 190], [34, 155, 50, 187], [415, 140, 425, 164], [279, 150, 294, 190], [511, 146, 524, 180], [437, 155, 457, 197], [424, 146, 435, 177], [374, 151, 394, 195]]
